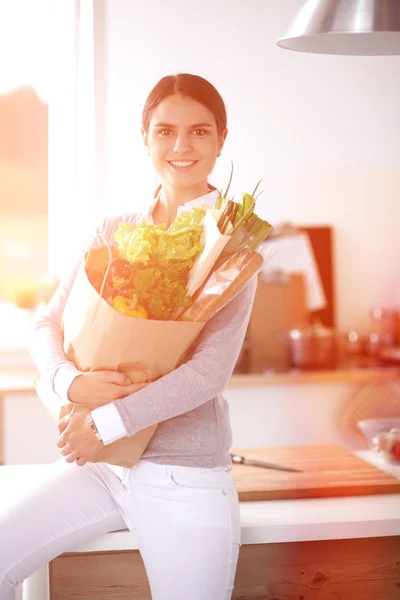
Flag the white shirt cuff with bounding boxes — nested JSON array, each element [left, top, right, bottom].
[[91, 403, 128, 445], [52, 363, 84, 402]]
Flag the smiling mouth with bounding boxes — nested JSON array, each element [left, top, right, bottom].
[[168, 160, 198, 169]]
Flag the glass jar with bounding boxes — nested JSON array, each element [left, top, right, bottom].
[[368, 308, 398, 356]]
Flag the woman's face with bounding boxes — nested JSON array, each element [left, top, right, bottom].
[[143, 93, 227, 190]]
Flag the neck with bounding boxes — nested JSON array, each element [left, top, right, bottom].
[[160, 181, 210, 207], [154, 181, 211, 227]]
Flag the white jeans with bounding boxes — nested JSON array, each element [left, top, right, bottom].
[[0, 457, 241, 600]]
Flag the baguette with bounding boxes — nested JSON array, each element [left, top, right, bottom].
[[178, 249, 263, 322]]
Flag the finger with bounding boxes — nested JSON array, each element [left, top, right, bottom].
[[113, 381, 148, 398], [58, 416, 70, 434], [56, 434, 67, 448], [65, 452, 78, 463], [59, 443, 73, 456], [107, 381, 147, 400], [76, 457, 88, 467], [101, 370, 132, 386], [126, 381, 148, 394]]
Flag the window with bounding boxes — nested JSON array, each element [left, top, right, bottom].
[[0, 0, 96, 307], [0, 0, 95, 353], [0, 1, 50, 307]]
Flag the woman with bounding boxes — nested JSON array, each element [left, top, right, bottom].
[[0, 73, 258, 600]]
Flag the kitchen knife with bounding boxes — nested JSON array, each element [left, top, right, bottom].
[[230, 453, 303, 473]]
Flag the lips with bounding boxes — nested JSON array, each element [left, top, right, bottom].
[[168, 160, 198, 168]]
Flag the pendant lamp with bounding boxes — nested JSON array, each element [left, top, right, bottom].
[[277, 0, 400, 55]]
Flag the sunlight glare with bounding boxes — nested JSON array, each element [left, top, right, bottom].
[[0, 0, 51, 101]]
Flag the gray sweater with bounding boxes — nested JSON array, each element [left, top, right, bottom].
[[30, 196, 258, 469]]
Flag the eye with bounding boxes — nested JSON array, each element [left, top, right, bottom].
[[192, 129, 208, 136], [158, 129, 173, 136]]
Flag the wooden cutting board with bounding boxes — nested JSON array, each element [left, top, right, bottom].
[[230, 444, 400, 501]]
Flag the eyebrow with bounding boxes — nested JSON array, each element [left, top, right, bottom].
[[153, 122, 213, 128]]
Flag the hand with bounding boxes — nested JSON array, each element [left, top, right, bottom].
[[68, 370, 149, 409], [56, 407, 103, 467]]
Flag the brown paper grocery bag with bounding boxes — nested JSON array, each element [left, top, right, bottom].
[[37, 262, 205, 468]]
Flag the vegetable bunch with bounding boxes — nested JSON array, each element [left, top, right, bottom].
[[85, 171, 273, 322], [85, 209, 207, 320], [214, 178, 273, 256]]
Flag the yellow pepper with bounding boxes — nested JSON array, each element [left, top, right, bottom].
[[111, 296, 148, 319], [131, 304, 148, 319]]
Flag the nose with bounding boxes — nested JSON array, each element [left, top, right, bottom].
[[173, 133, 191, 154]]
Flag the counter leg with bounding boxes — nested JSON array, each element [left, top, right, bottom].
[[22, 564, 49, 600], [0, 395, 4, 465]]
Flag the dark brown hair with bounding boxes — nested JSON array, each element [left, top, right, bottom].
[[142, 73, 227, 135]]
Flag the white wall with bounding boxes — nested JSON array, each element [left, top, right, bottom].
[[4, 394, 60, 464], [95, 0, 400, 334]]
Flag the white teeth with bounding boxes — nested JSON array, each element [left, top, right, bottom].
[[169, 161, 196, 167]]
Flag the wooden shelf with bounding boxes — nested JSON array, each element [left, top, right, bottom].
[[228, 367, 400, 387]]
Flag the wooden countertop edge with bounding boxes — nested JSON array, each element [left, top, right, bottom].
[[0, 366, 400, 395], [228, 367, 400, 387]]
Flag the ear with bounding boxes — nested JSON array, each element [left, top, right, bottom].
[[141, 127, 149, 147], [142, 128, 151, 156], [217, 128, 228, 157]]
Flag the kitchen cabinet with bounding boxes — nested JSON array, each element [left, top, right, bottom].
[[48, 536, 399, 599]]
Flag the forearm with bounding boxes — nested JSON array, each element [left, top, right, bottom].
[[29, 218, 111, 399], [29, 257, 83, 398]]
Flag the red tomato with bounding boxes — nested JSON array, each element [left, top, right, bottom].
[[106, 259, 135, 285], [390, 441, 400, 461]]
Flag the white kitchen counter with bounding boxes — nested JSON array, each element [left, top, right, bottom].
[[2, 450, 399, 600], [1, 451, 399, 549]]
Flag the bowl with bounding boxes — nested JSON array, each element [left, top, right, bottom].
[[358, 418, 400, 461]]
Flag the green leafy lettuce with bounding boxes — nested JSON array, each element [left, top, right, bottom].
[[114, 208, 205, 265]]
